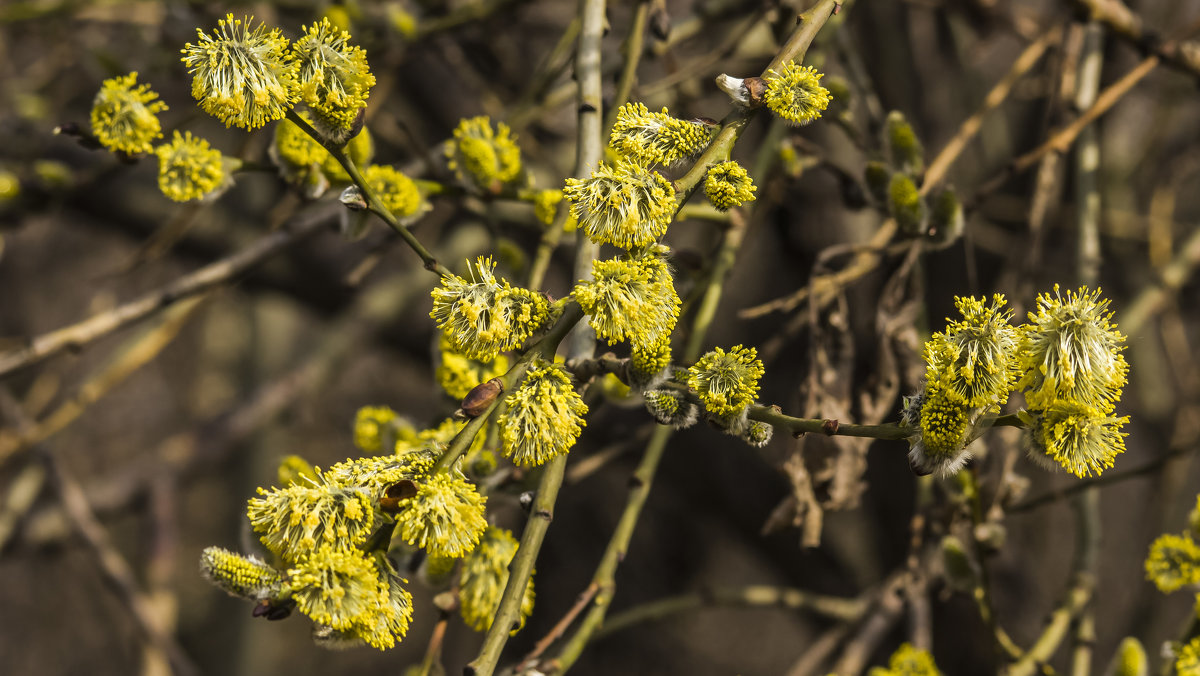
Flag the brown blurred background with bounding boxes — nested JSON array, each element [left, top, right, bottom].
[[1, 0, 1199, 674]]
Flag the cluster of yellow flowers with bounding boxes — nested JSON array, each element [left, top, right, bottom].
[[86, 13, 388, 206], [762, 63, 831, 126], [864, 111, 963, 243], [905, 288, 1128, 477], [867, 643, 941, 676], [202, 403, 523, 650], [1143, 494, 1200, 674], [446, 116, 523, 194], [430, 256, 551, 361]]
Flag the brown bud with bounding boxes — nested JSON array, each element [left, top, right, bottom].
[[460, 377, 503, 418], [379, 479, 418, 513], [649, 1, 671, 41], [821, 418, 840, 435], [743, 77, 768, 107], [253, 599, 293, 621]]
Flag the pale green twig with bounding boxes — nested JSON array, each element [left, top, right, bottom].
[[594, 585, 868, 640], [0, 207, 332, 382], [284, 110, 451, 277], [465, 0, 609, 672], [600, 0, 651, 134], [1069, 23, 1103, 675]]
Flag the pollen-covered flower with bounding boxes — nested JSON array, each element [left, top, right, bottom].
[[181, 14, 298, 130], [1146, 532, 1200, 592], [430, 257, 550, 361], [288, 544, 388, 632], [886, 110, 925, 175], [324, 451, 436, 495], [154, 131, 230, 202], [1106, 637, 1148, 676], [89, 72, 167, 155], [393, 472, 488, 558], [563, 161, 676, 249], [908, 386, 973, 476], [687, 344, 765, 417], [293, 18, 375, 135], [446, 116, 522, 193], [704, 160, 756, 211], [278, 455, 319, 487], [436, 334, 510, 400], [763, 62, 831, 126], [609, 102, 715, 166], [200, 546, 281, 600], [458, 526, 535, 632], [1177, 637, 1200, 676], [339, 556, 414, 650], [533, 188, 565, 226], [643, 389, 699, 429], [924, 295, 1019, 409], [498, 359, 588, 468], [1018, 285, 1128, 415], [629, 335, 672, 390], [1027, 403, 1128, 478], [573, 253, 680, 351], [867, 642, 940, 676], [889, 173, 926, 236], [362, 164, 423, 218], [353, 405, 400, 453], [247, 480, 375, 561]]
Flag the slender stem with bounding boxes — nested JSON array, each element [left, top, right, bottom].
[[1069, 23, 1103, 675], [517, 584, 600, 670], [0, 297, 209, 466], [466, 455, 567, 676], [433, 303, 585, 474], [920, 25, 1062, 197], [1001, 535, 1095, 676], [594, 585, 868, 640], [567, 0, 608, 358], [959, 469, 1023, 661], [969, 55, 1158, 210], [601, 0, 651, 134], [1009, 444, 1192, 513], [284, 110, 451, 277], [467, 0, 608, 671], [0, 206, 332, 382], [1069, 0, 1200, 76]]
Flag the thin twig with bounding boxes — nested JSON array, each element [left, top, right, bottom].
[[1008, 443, 1194, 513], [0, 296, 208, 467], [601, 0, 650, 134], [0, 389, 198, 676], [284, 110, 451, 277], [0, 206, 333, 380], [969, 55, 1159, 209], [465, 0, 609, 672], [1070, 0, 1200, 77], [920, 25, 1062, 196], [830, 573, 907, 675], [595, 585, 869, 640], [515, 583, 600, 671]]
